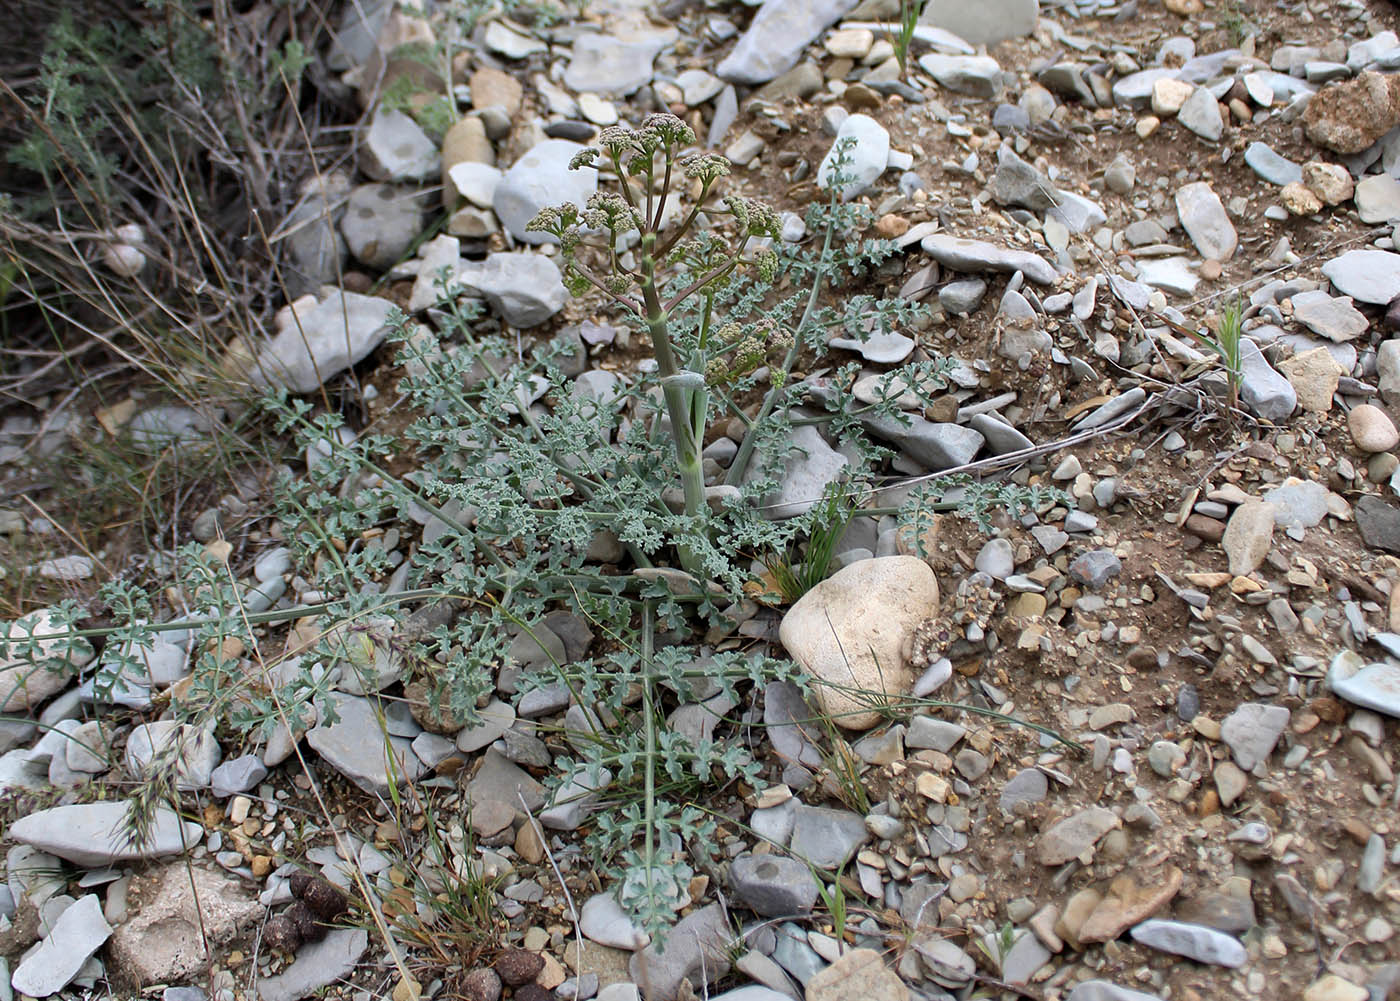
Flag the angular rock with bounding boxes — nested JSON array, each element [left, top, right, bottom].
[[749, 424, 848, 520], [1244, 143, 1302, 186], [1279, 346, 1344, 412], [779, 557, 940, 729], [459, 253, 568, 328], [11, 893, 111, 997], [628, 903, 731, 1001], [494, 140, 599, 245], [1238, 339, 1296, 421], [789, 804, 869, 869], [1220, 703, 1290, 770], [108, 865, 262, 985], [918, 54, 1003, 99], [1328, 650, 1400, 717], [1356, 174, 1400, 224], [1304, 71, 1400, 154], [306, 693, 424, 796], [1178, 85, 1223, 141], [919, 0, 1036, 45], [1037, 806, 1120, 866], [341, 184, 424, 270], [729, 854, 819, 916], [1079, 868, 1183, 944], [1292, 290, 1369, 342], [716, 0, 857, 84], [1324, 249, 1400, 305], [1222, 499, 1276, 576], [991, 144, 1059, 210], [564, 28, 675, 97], [257, 928, 368, 1001], [817, 113, 890, 201], [1, 607, 94, 713], [362, 108, 439, 182], [806, 948, 908, 1001], [254, 291, 395, 394]]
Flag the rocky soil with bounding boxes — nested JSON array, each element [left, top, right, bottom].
[[4, 0, 1400, 1000]]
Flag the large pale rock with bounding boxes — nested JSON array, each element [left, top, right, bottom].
[[254, 291, 395, 394], [716, 0, 858, 84], [108, 865, 263, 985], [779, 556, 940, 730], [11, 893, 111, 997], [807, 948, 909, 1001], [919, 0, 1036, 45], [493, 139, 599, 245], [0, 607, 94, 713], [10, 801, 204, 866], [459, 253, 568, 328]]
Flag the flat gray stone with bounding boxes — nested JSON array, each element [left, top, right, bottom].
[[362, 108, 438, 182], [1243, 142, 1302, 186], [1262, 479, 1329, 529], [816, 113, 890, 202], [789, 804, 869, 869], [1328, 650, 1400, 717], [749, 424, 848, 520], [1219, 703, 1290, 771], [921, 233, 1056, 284], [1178, 85, 1223, 141], [918, 54, 1003, 99], [10, 802, 203, 867], [1036, 806, 1119, 865], [969, 413, 1033, 454], [1291, 290, 1369, 342], [341, 184, 424, 270], [11, 893, 111, 997], [1067, 982, 1167, 1001], [1000, 768, 1048, 811], [563, 28, 674, 96], [716, 0, 857, 84], [1129, 919, 1246, 967], [466, 748, 546, 811], [257, 928, 368, 1001], [628, 903, 732, 1000], [1175, 182, 1236, 261], [729, 854, 819, 917], [1323, 249, 1400, 304], [919, 0, 1037, 45], [580, 892, 650, 950], [306, 693, 424, 796], [1239, 339, 1297, 421]]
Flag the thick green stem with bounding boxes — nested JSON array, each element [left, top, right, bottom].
[[640, 235, 707, 572]]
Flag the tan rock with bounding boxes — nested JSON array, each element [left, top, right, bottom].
[[1304, 71, 1400, 155], [470, 67, 523, 116], [1303, 161, 1355, 205], [1078, 867, 1184, 943], [1303, 975, 1369, 1001], [108, 865, 262, 986], [1281, 182, 1323, 216], [1151, 77, 1195, 116], [1279, 347, 1344, 413], [441, 115, 494, 208], [1055, 887, 1104, 950], [1349, 403, 1400, 453], [1163, 0, 1203, 12], [779, 556, 940, 730], [1221, 500, 1275, 576], [807, 948, 909, 1001]]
